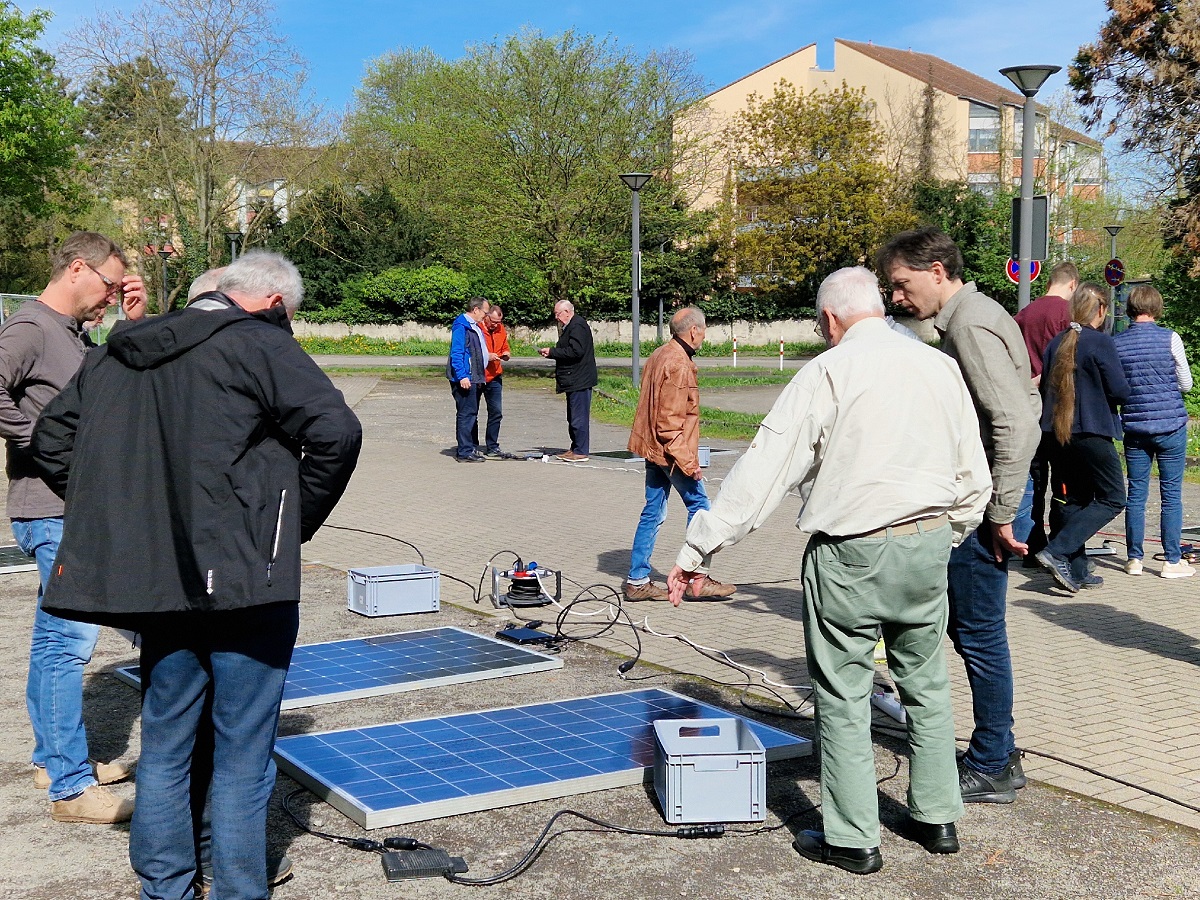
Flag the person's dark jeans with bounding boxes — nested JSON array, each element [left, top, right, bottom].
[[131, 603, 299, 900], [1045, 434, 1126, 580], [1024, 432, 1058, 555], [472, 377, 503, 452], [451, 382, 481, 459], [946, 523, 1015, 775], [565, 388, 592, 455]]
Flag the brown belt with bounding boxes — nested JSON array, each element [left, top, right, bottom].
[[850, 513, 950, 540]]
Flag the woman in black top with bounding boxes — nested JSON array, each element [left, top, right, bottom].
[[1034, 283, 1131, 592]]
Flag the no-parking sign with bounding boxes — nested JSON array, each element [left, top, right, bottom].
[[1105, 258, 1126, 287], [1005, 258, 1042, 285]]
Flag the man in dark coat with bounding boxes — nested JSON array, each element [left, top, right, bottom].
[[30, 250, 362, 900], [538, 299, 598, 460]]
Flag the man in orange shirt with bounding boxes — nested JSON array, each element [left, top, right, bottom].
[[475, 304, 511, 458]]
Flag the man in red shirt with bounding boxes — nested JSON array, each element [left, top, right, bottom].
[[1013, 261, 1078, 557], [475, 304, 511, 457]]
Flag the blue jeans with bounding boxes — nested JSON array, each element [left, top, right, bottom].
[[13, 517, 101, 801], [946, 524, 1015, 775], [1124, 426, 1188, 563], [1012, 475, 1035, 545], [131, 603, 298, 900], [472, 377, 503, 452], [628, 462, 710, 583], [451, 382, 480, 459], [1046, 435, 1126, 579], [565, 388, 592, 455]]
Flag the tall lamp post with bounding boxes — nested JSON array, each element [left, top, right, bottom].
[[1000, 64, 1060, 311], [225, 229, 243, 262], [619, 173, 652, 385], [157, 247, 173, 314]]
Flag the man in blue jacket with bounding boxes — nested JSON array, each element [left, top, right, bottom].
[[447, 296, 491, 463]]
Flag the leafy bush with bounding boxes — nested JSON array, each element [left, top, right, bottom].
[[336, 264, 472, 324]]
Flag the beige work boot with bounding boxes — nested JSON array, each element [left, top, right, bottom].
[[34, 758, 135, 791], [50, 784, 134, 824], [691, 576, 737, 598]]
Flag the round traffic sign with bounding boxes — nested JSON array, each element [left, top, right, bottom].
[[1005, 258, 1042, 285], [1105, 258, 1125, 287]]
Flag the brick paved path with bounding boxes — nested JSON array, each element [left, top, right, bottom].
[[311, 373, 1200, 831]]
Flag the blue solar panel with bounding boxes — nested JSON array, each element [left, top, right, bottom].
[[112, 626, 562, 709], [274, 688, 811, 828]]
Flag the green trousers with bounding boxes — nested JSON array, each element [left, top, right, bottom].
[[801, 522, 963, 848]]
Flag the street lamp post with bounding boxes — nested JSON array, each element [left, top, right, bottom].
[[619, 173, 652, 385], [1105, 224, 1124, 330], [225, 229, 243, 262], [157, 247, 173, 314], [1000, 64, 1061, 311]]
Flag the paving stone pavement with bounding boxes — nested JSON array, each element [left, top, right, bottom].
[[313, 372, 1200, 833]]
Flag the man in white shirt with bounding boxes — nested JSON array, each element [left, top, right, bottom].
[[668, 267, 991, 874]]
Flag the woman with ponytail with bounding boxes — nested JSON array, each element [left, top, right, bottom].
[[1033, 283, 1131, 592]]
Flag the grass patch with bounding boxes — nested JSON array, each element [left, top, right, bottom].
[[299, 334, 825, 359]]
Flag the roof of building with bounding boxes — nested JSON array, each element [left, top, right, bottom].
[[837, 40, 1099, 148]]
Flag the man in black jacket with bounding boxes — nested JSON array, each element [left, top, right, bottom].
[[538, 300, 598, 460], [30, 250, 362, 900]]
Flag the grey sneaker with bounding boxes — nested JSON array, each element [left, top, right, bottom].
[[196, 855, 293, 896], [1035, 549, 1080, 593], [1007, 748, 1027, 789]]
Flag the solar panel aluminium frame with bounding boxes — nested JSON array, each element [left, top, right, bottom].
[[0, 545, 37, 574], [112, 626, 563, 710], [274, 688, 811, 829]]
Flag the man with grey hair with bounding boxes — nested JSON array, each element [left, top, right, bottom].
[[0, 230, 145, 825], [539, 299, 597, 460], [29, 248, 362, 898], [624, 306, 735, 601], [186, 266, 226, 303], [669, 267, 990, 873]]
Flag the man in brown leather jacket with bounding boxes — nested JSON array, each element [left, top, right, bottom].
[[624, 307, 736, 601]]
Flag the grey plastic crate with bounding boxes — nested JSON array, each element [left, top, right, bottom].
[[652, 718, 766, 824], [347, 565, 440, 617]]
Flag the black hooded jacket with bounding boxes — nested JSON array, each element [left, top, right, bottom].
[[29, 296, 362, 625]]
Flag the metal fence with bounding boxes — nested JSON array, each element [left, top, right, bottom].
[[0, 294, 36, 325]]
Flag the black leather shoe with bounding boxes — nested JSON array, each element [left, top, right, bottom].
[[792, 830, 882, 875], [905, 819, 959, 854], [959, 763, 1016, 803], [1007, 748, 1027, 789]]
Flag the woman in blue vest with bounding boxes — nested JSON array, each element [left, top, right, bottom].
[[1114, 285, 1194, 578], [1035, 283, 1131, 592]]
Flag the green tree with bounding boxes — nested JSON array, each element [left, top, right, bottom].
[[0, 3, 80, 218], [265, 184, 434, 310], [347, 30, 708, 319], [1071, 1, 1200, 262], [721, 81, 910, 312]]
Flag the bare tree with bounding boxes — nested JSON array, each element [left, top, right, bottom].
[[61, 0, 329, 274]]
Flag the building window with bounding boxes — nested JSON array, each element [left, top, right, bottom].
[[968, 102, 1000, 153]]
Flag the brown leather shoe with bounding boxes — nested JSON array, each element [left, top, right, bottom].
[[623, 581, 669, 601], [556, 451, 589, 461], [691, 576, 736, 598], [34, 759, 135, 791], [51, 784, 134, 824]]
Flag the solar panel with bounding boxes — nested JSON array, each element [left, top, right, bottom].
[[274, 688, 811, 829], [0, 545, 37, 574], [112, 626, 563, 710]]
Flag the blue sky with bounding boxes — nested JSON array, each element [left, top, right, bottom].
[[38, 0, 1110, 116]]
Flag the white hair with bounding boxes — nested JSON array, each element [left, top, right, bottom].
[[816, 266, 885, 320], [216, 250, 304, 313], [187, 267, 226, 301], [554, 300, 575, 314]]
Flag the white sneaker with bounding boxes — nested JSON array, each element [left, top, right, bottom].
[[1124, 558, 1143, 576], [1161, 560, 1195, 579]]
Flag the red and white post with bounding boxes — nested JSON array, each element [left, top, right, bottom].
[[732, 334, 737, 368], [779, 336, 784, 371]]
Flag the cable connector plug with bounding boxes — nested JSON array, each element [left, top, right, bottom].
[[676, 824, 725, 838], [346, 837, 385, 853], [383, 837, 422, 850]]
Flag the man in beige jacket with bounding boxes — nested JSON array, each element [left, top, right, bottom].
[[624, 307, 736, 601]]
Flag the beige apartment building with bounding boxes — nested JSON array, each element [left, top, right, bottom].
[[683, 39, 1103, 212]]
